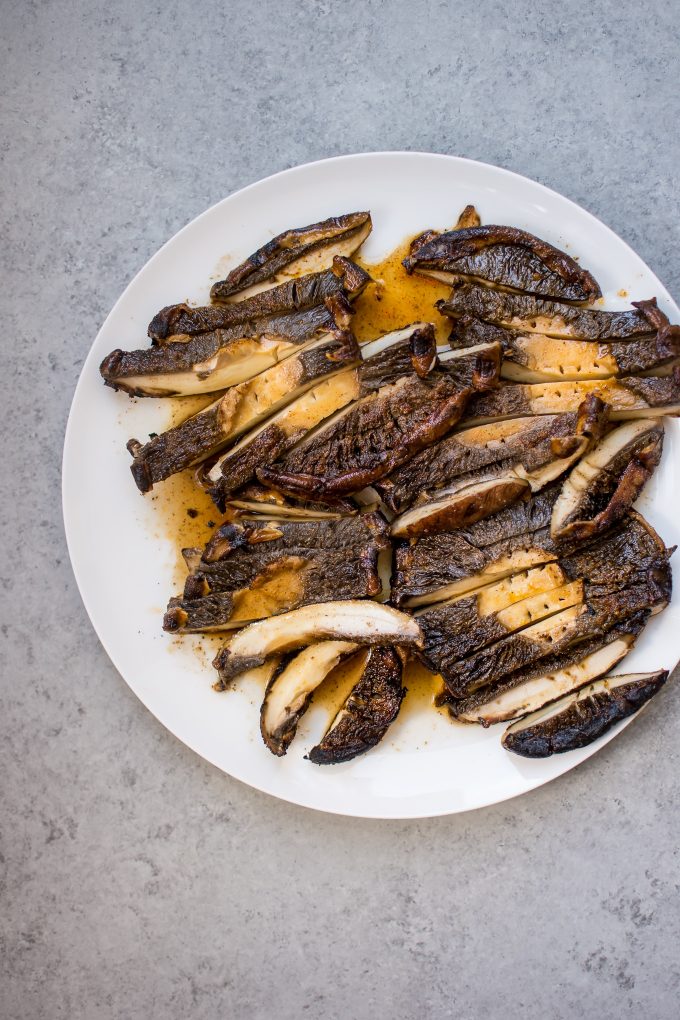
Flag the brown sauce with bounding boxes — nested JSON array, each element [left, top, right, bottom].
[[147, 236, 450, 714], [354, 239, 450, 343]]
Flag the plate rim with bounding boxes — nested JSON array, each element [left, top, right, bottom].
[[62, 151, 679, 819]]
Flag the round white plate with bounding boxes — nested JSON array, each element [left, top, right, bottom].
[[63, 152, 680, 818]]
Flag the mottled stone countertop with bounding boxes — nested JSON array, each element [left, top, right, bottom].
[[2, 1, 680, 1017]]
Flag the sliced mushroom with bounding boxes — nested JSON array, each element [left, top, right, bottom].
[[102, 306, 341, 397], [210, 212, 372, 303], [551, 420, 664, 543], [260, 641, 359, 756], [378, 395, 609, 514], [405, 225, 601, 303], [391, 484, 564, 609], [307, 646, 405, 764], [205, 367, 362, 507], [148, 258, 369, 341], [227, 498, 350, 520], [391, 475, 531, 537], [417, 569, 586, 683], [418, 512, 672, 699], [502, 670, 669, 757], [451, 615, 646, 724], [388, 450, 589, 538], [440, 283, 657, 339], [205, 324, 437, 508], [256, 342, 501, 503], [496, 332, 679, 383], [127, 330, 360, 492], [466, 370, 680, 424], [213, 656, 282, 693], [165, 512, 389, 634], [212, 601, 423, 686]]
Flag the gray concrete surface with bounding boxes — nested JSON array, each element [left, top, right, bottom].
[[2, 1, 680, 1017]]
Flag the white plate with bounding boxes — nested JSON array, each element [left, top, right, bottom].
[[63, 153, 680, 818]]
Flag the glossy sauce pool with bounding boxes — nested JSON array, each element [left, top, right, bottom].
[[150, 238, 451, 716]]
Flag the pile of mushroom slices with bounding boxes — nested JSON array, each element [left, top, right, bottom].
[[394, 204, 676, 756], [99, 205, 677, 765]]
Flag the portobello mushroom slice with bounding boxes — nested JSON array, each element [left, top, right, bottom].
[[449, 315, 680, 382], [426, 546, 671, 700], [416, 510, 671, 695], [210, 212, 372, 303], [212, 601, 422, 686], [260, 641, 359, 756], [415, 563, 586, 667], [226, 481, 359, 519], [404, 224, 601, 303], [450, 613, 649, 724], [212, 656, 282, 693], [439, 284, 662, 340], [502, 669, 669, 757], [205, 324, 437, 507], [551, 419, 664, 543], [227, 497, 351, 520], [307, 646, 406, 765], [389, 396, 606, 537], [465, 369, 680, 423], [164, 512, 389, 634], [391, 484, 564, 608], [420, 515, 665, 696], [377, 396, 608, 514], [101, 304, 335, 397], [127, 330, 360, 492], [205, 368, 361, 508], [149, 256, 371, 339], [390, 475, 533, 537], [256, 342, 501, 502]]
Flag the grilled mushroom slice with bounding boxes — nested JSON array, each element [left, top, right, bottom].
[[449, 315, 680, 382], [390, 475, 533, 537], [164, 512, 389, 634], [551, 420, 664, 543], [127, 331, 360, 492], [149, 256, 371, 339], [102, 304, 334, 397], [257, 342, 501, 502], [204, 368, 361, 507], [502, 670, 669, 757], [415, 562, 586, 667], [260, 641, 359, 756], [417, 513, 672, 698], [213, 656, 282, 693], [307, 646, 405, 764], [391, 484, 563, 608], [227, 497, 351, 520], [450, 613, 648, 724], [213, 601, 422, 686], [377, 396, 608, 514], [210, 212, 372, 303], [389, 396, 606, 537], [405, 224, 601, 303], [102, 260, 369, 397], [132, 329, 357, 491], [465, 369, 680, 423], [205, 324, 437, 507], [440, 284, 662, 340]]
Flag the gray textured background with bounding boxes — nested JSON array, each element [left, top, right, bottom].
[[2, 1, 680, 1017]]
